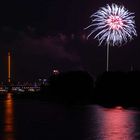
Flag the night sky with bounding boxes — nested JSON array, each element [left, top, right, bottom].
[[0, 0, 140, 82]]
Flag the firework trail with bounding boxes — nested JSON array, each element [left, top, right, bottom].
[[85, 3, 137, 46]]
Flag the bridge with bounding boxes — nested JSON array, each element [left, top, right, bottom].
[[0, 85, 41, 93]]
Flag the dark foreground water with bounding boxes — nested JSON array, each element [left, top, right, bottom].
[[1, 93, 140, 140]]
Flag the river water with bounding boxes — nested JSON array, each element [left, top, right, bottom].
[[0, 93, 140, 140]]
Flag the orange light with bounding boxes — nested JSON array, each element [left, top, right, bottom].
[[4, 93, 15, 140], [8, 52, 11, 83]]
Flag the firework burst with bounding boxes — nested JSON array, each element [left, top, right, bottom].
[[85, 3, 137, 46]]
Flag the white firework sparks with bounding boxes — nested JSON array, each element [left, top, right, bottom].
[[85, 3, 137, 46]]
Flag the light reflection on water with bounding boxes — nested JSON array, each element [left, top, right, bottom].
[[3, 93, 15, 140], [1, 94, 140, 140], [90, 105, 138, 140]]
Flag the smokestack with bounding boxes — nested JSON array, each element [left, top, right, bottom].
[[8, 51, 11, 83]]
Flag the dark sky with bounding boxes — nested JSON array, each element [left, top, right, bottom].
[[0, 0, 140, 82]]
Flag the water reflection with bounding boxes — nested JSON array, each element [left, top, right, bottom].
[[94, 106, 135, 140], [3, 93, 15, 140], [1, 94, 140, 140]]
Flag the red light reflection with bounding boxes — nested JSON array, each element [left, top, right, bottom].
[[95, 106, 135, 140]]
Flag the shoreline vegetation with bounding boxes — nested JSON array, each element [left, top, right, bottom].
[[2, 70, 140, 108]]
